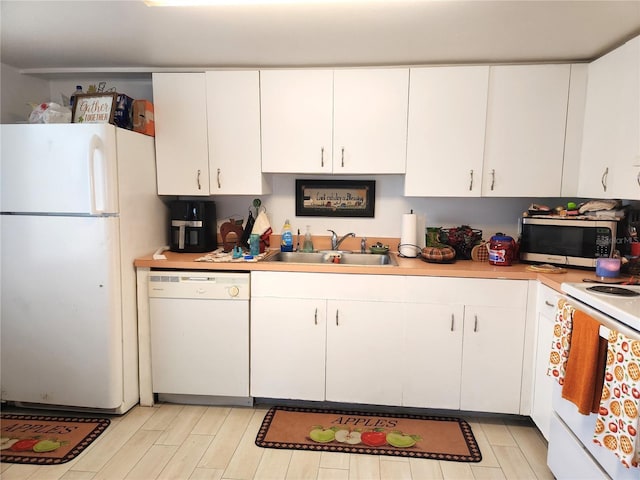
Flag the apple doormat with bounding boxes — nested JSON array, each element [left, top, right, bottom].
[[1, 414, 110, 465], [255, 406, 482, 462]]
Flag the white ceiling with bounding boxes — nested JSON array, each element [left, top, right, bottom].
[[2, 0, 640, 72]]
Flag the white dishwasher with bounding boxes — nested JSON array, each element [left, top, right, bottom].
[[148, 271, 251, 404]]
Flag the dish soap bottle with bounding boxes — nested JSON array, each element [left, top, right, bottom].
[[280, 219, 294, 252], [302, 225, 314, 252]]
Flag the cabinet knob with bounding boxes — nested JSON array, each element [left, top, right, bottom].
[[490, 169, 496, 191], [217, 168, 221, 189], [197, 169, 202, 190], [469, 170, 474, 191], [320, 147, 324, 168]]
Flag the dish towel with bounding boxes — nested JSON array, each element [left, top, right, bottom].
[[561, 310, 608, 415], [547, 299, 575, 384], [593, 330, 640, 469]]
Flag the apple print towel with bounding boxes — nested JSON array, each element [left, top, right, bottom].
[[593, 329, 640, 469], [547, 299, 575, 385]]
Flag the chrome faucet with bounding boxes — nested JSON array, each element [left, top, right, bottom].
[[327, 230, 355, 250]]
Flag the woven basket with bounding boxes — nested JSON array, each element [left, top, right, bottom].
[[439, 226, 483, 260]]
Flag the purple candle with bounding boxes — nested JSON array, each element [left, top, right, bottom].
[[596, 258, 621, 278]]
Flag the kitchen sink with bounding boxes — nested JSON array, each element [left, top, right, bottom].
[[265, 251, 398, 266]]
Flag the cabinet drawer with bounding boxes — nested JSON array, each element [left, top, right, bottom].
[[404, 277, 528, 308]]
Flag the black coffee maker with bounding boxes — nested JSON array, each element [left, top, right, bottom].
[[169, 200, 217, 253]]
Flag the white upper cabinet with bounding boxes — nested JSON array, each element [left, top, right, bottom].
[[579, 35, 640, 200], [333, 68, 409, 174], [206, 70, 270, 195], [483, 65, 571, 197], [260, 68, 409, 174], [260, 69, 334, 174], [405, 66, 489, 196], [153, 73, 210, 196]]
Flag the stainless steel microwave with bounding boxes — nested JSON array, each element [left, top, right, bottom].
[[519, 217, 619, 268]]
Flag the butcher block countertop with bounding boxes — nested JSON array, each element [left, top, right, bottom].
[[134, 249, 606, 293]]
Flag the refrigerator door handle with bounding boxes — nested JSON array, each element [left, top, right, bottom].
[[89, 134, 107, 214]]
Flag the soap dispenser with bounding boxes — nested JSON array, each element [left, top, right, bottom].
[[302, 225, 314, 252], [280, 219, 294, 252]]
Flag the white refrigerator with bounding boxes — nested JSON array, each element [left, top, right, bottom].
[[0, 123, 167, 413]]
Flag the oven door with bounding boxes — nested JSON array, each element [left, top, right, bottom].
[[548, 297, 640, 480]]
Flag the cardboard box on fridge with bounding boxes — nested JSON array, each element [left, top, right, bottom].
[[133, 100, 155, 136]]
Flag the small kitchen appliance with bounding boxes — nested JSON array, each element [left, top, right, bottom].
[[519, 217, 620, 268], [169, 200, 217, 253]]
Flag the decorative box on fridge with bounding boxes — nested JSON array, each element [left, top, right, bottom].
[[114, 93, 134, 130], [133, 100, 155, 136]]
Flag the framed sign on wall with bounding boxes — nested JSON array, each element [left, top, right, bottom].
[[296, 179, 376, 217]]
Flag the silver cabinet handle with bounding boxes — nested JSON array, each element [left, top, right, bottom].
[[336, 310, 339, 326], [490, 169, 495, 191], [601, 167, 609, 192], [314, 308, 318, 325], [450, 313, 455, 332], [469, 170, 474, 191], [474, 315, 478, 333], [637, 170, 640, 187], [321, 147, 325, 168], [341, 147, 345, 168], [216, 168, 221, 189], [197, 169, 202, 190], [545, 300, 554, 307]]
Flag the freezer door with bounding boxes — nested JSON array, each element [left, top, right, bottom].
[[0, 124, 119, 214], [0, 214, 125, 409]]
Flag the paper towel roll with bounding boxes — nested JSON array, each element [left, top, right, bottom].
[[400, 213, 418, 257]]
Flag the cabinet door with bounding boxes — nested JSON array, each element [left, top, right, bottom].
[[405, 66, 489, 196], [206, 71, 269, 195], [333, 68, 409, 174], [531, 284, 560, 440], [260, 69, 333, 173], [403, 303, 464, 409], [250, 297, 326, 401], [152, 73, 209, 195], [325, 300, 403, 406], [579, 36, 640, 199], [460, 305, 527, 414], [483, 65, 570, 197]]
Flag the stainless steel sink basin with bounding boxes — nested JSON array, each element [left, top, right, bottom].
[[265, 251, 397, 266]]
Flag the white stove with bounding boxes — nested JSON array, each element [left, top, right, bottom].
[[561, 282, 640, 331], [548, 282, 640, 480]]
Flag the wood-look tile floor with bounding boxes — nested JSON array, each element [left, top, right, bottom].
[[0, 403, 554, 480]]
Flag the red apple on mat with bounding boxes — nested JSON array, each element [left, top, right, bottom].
[[361, 430, 387, 447]]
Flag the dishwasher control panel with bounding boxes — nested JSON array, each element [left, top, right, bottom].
[[148, 271, 250, 300]]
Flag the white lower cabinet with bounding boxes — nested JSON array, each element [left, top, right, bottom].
[[250, 296, 326, 401], [250, 272, 528, 414], [403, 303, 464, 409], [459, 304, 527, 413], [250, 272, 405, 405], [325, 300, 404, 406], [531, 283, 560, 440], [403, 277, 528, 414]]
